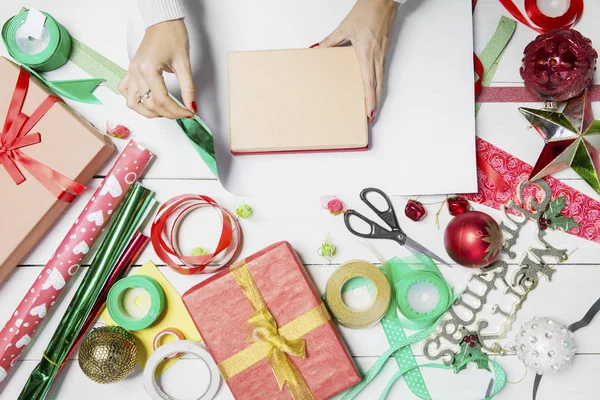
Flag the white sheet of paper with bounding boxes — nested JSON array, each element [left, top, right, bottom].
[[129, 0, 477, 196]]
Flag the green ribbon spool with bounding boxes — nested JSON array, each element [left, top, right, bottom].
[[107, 275, 165, 331], [2, 9, 104, 104], [389, 256, 453, 331]]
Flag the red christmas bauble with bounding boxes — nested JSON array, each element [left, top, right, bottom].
[[520, 29, 597, 102], [443, 211, 502, 269]]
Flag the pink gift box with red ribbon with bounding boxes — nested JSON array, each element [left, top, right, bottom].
[[0, 57, 114, 283]]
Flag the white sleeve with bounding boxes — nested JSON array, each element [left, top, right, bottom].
[[137, 0, 185, 29]]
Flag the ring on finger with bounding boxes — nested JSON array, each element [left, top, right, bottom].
[[138, 90, 151, 104]]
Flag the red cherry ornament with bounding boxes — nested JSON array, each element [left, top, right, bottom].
[[405, 200, 427, 221], [520, 29, 597, 102], [444, 211, 502, 269], [447, 197, 470, 216]]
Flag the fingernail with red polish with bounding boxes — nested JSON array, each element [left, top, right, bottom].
[[191, 101, 198, 113], [309, 43, 320, 49], [369, 110, 376, 125]]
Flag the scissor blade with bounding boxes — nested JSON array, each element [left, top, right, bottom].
[[403, 237, 452, 268]]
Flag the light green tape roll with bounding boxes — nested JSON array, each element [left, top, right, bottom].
[[108, 275, 165, 331], [390, 256, 453, 331]]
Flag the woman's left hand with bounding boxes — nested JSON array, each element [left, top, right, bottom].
[[315, 0, 399, 124]]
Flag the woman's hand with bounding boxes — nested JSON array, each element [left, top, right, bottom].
[[118, 19, 196, 119], [316, 0, 399, 124]]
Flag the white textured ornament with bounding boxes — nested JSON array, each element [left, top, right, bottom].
[[515, 317, 575, 375]]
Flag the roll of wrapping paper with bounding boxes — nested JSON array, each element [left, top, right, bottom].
[[59, 232, 150, 371], [0, 140, 153, 383], [325, 260, 392, 329], [151, 194, 242, 274], [2, 9, 104, 103], [19, 184, 155, 400]]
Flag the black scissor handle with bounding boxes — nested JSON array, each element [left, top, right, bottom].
[[344, 209, 396, 240], [359, 188, 400, 231]]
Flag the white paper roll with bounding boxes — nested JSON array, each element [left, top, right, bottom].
[[143, 340, 221, 400]]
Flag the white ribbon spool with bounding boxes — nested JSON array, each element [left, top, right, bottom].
[[143, 340, 221, 400]]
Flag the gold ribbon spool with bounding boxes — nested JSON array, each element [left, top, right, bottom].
[[325, 260, 391, 329]]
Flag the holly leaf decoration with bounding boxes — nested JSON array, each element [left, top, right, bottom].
[[543, 196, 566, 219], [543, 196, 579, 232], [453, 340, 491, 374], [547, 215, 579, 231]]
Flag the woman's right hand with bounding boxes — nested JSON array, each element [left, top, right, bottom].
[[118, 19, 196, 119]]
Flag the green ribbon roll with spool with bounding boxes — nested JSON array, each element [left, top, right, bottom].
[[2, 9, 103, 103], [388, 255, 453, 331]]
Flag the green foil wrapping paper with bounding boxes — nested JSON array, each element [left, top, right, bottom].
[[18, 183, 154, 400]]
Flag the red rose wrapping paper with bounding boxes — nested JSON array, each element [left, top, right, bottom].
[[183, 241, 360, 399], [0, 141, 153, 382], [465, 137, 600, 243]]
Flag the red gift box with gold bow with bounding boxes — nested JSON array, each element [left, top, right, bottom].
[[183, 241, 360, 399], [0, 57, 114, 283]]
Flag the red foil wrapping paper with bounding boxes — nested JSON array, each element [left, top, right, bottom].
[[0, 141, 153, 382], [183, 241, 360, 399]]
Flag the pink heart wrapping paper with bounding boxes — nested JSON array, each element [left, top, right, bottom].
[[183, 241, 360, 400], [0, 141, 153, 383]]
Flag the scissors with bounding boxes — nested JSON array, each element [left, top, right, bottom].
[[344, 188, 451, 268]]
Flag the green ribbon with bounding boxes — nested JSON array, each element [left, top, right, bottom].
[[68, 33, 218, 176], [342, 255, 506, 400], [2, 10, 104, 104], [475, 16, 517, 115]]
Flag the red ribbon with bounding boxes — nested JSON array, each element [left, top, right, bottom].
[[0, 69, 86, 203], [476, 152, 509, 192], [474, 54, 484, 96], [498, 0, 584, 33], [151, 194, 242, 275]]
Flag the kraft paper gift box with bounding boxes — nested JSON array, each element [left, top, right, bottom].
[[183, 241, 360, 399], [228, 47, 368, 154], [0, 57, 114, 283]]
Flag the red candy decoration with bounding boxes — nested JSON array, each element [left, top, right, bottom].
[[405, 200, 427, 221], [520, 29, 597, 102], [447, 197, 470, 216], [444, 211, 502, 269]]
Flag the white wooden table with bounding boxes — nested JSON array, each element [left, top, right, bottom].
[[2, 0, 600, 399]]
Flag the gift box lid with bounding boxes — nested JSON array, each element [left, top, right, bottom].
[[0, 56, 115, 282], [228, 47, 368, 154], [183, 241, 360, 399]]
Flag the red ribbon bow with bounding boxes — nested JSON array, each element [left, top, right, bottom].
[[0, 69, 85, 203]]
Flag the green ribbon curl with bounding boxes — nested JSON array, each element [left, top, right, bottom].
[[2, 10, 104, 104]]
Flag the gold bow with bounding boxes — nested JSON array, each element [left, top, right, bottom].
[[218, 263, 331, 400]]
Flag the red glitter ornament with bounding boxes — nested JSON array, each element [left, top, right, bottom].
[[444, 211, 502, 269], [520, 29, 597, 102], [447, 197, 470, 216], [405, 200, 426, 221]]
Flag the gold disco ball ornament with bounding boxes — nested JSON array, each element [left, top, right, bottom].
[[78, 326, 137, 384]]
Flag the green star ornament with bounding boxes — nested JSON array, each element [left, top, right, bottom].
[[520, 88, 600, 195]]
